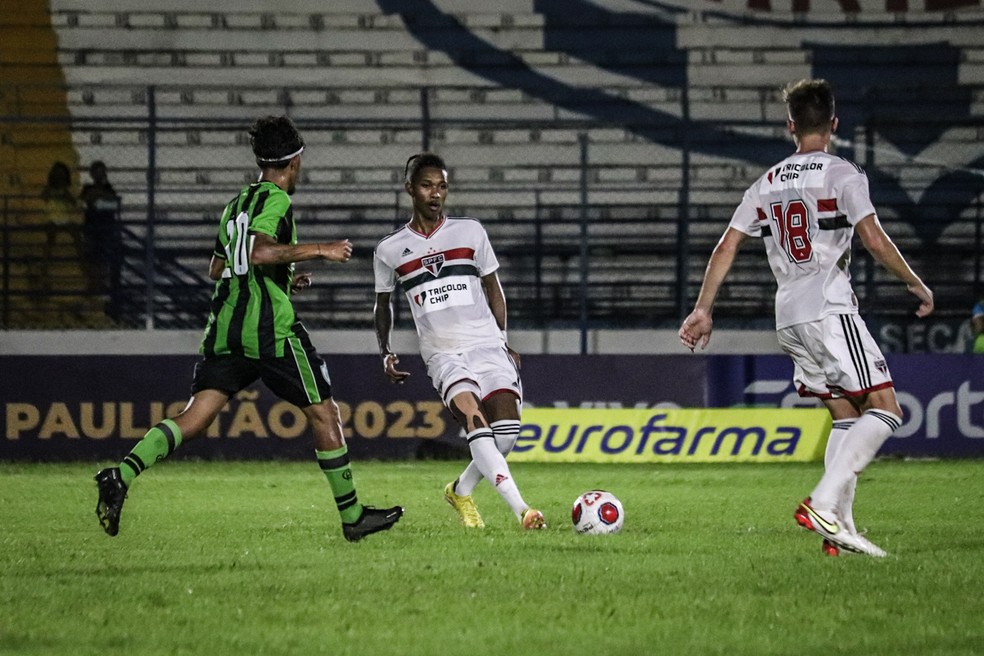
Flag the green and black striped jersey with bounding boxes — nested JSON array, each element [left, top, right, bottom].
[[200, 181, 300, 359]]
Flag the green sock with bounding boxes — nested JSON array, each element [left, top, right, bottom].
[[119, 419, 183, 487], [316, 446, 363, 524]]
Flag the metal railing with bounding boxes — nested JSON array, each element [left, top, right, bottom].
[[3, 85, 983, 339], [4, 191, 979, 334]]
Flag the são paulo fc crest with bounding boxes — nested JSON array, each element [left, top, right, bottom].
[[421, 253, 445, 277]]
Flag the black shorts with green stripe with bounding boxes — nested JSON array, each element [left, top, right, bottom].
[[191, 341, 333, 408]]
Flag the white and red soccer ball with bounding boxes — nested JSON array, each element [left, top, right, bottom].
[[571, 490, 624, 535]]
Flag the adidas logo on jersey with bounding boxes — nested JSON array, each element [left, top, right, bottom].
[[401, 248, 412, 256]]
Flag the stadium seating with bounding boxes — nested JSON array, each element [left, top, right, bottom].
[[1, 1, 981, 329]]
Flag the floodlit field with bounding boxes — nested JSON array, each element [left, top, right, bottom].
[[1, 459, 982, 656]]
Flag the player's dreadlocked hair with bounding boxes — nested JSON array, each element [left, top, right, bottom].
[[249, 115, 305, 169], [783, 79, 835, 137], [404, 152, 447, 185]]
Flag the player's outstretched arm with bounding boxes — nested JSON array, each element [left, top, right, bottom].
[[855, 215, 934, 317], [250, 234, 352, 266], [317, 240, 353, 263], [679, 227, 747, 351], [373, 291, 411, 383]]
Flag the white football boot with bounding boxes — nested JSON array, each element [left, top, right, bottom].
[[794, 498, 867, 555]]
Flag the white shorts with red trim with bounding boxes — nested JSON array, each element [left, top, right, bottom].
[[776, 313, 893, 400], [425, 344, 522, 406]]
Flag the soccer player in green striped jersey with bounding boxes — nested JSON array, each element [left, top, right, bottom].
[[95, 115, 402, 542]]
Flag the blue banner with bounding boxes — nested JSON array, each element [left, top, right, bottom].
[[705, 354, 984, 457], [1, 353, 979, 460], [0, 354, 707, 461]]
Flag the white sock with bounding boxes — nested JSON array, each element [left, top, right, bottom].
[[454, 462, 482, 497], [811, 410, 901, 512], [825, 419, 858, 533], [490, 419, 520, 456], [454, 420, 521, 496], [466, 427, 527, 519]]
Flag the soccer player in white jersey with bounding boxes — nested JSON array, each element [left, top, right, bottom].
[[679, 79, 933, 557], [373, 152, 545, 531]]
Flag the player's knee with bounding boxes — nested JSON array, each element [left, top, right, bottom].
[[490, 419, 520, 455], [449, 394, 488, 432], [494, 434, 517, 455], [864, 389, 902, 418], [464, 410, 489, 433], [304, 398, 340, 425], [305, 400, 345, 448]]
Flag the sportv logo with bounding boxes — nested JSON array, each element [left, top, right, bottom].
[[897, 381, 984, 439], [513, 408, 829, 463], [745, 379, 984, 439]]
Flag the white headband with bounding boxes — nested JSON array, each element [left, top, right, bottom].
[[256, 146, 304, 163]]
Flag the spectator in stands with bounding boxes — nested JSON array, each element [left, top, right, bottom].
[[373, 152, 545, 531], [41, 161, 80, 223], [678, 79, 933, 558], [94, 115, 403, 543], [79, 160, 122, 319], [36, 161, 83, 298], [972, 296, 984, 353]]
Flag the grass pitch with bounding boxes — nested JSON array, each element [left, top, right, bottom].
[[1, 459, 982, 656]]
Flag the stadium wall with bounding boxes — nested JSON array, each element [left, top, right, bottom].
[[2, 340, 981, 461]]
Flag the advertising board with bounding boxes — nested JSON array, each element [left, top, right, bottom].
[[2, 353, 979, 460]]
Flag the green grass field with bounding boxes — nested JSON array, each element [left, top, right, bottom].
[[2, 459, 982, 656]]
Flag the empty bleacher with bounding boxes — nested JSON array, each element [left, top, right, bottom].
[[1, 1, 982, 331]]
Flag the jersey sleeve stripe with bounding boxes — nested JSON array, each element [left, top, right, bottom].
[[818, 216, 850, 230], [837, 156, 865, 174]]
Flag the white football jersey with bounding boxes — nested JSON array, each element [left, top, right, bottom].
[[374, 216, 504, 362], [729, 150, 877, 329]]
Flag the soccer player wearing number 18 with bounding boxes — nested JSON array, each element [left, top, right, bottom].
[[679, 79, 933, 557], [94, 115, 402, 542], [373, 153, 545, 531]]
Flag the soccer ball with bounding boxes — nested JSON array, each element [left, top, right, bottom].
[[571, 490, 624, 535]]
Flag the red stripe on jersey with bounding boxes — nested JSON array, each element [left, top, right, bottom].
[[817, 198, 838, 213], [482, 388, 521, 402], [395, 247, 476, 277], [756, 208, 768, 222], [798, 380, 894, 400]]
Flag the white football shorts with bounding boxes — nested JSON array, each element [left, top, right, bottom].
[[776, 313, 894, 399], [425, 344, 522, 406]]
